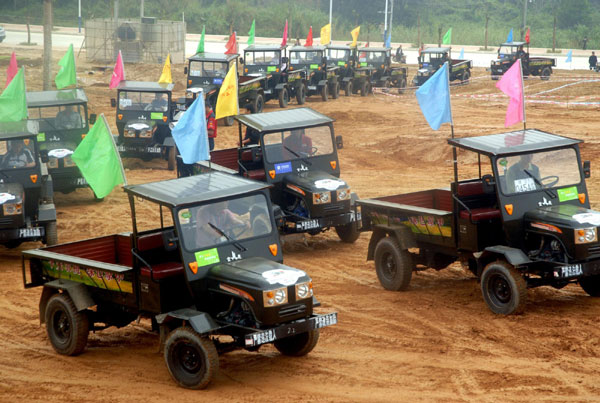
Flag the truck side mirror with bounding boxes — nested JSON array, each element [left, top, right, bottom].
[[183, 66, 188, 75], [39, 149, 49, 163], [89, 113, 97, 125], [584, 160, 591, 178], [282, 56, 288, 64], [481, 174, 496, 194], [239, 57, 244, 65], [335, 135, 343, 149], [111, 98, 116, 108]]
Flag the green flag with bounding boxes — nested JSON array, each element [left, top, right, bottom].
[[196, 26, 205, 54], [71, 115, 126, 199], [247, 19, 255, 45], [442, 28, 452, 45], [55, 44, 77, 89], [0, 67, 27, 122]]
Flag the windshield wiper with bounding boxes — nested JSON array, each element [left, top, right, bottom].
[[208, 222, 247, 252], [283, 145, 312, 166], [524, 169, 556, 199]]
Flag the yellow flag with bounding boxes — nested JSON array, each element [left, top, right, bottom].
[[158, 54, 172, 84], [351, 26, 360, 47], [320, 23, 331, 45], [216, 64, 238, 119]]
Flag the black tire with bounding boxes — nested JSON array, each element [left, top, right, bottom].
[[223, 116, 234, 126], [335, 222, 359, 243], [296, 83, 306, 105], [45, 293, 89, 356], [462, 70, 470, 84], [541, 67, 551, 81], [252, 94, 264, 113], [360, 81, 368, 97], [374, 237, 413, 291], [345, 81, 353, 96], [398, 77, 407, 94], [4, 240, 22, 249], [579, 275, 600, 296], [274, 329, 319, 357], [480, 260, 527, 315], [164, 327, 219, 390], [320, 84, 329, 102], [278, 87, 289, 108], [45, 221, 58, 246], [167, 146, 176, 171], [383, 78, 391, 88], [331, 82, 340, 99]]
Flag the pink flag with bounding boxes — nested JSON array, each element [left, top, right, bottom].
[[281, 20, 288, 47], [109, 50, 126, 89], [6, 52, 18, 88], [496, 59, 524, 127]]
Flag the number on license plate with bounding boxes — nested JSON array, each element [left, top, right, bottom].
[[560, 264, 583, 278], [298, 219, 319, 231], [75, 177, 87, 185], [147, 147, 161, 153], [19, 228, 41, 238], [314, 313, 337, 329]]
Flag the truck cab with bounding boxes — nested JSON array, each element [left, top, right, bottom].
[[414, 47, 471, 86], [112, 81, 176, 169], [0, 120, 57, 248], [26, 89, 96, 195], [357, 46, 408, 93], [491, 41, 555, 80], [184, 52, 237, 108], [289, 45, 339, 101], [242, 44, 291, 108], [326, 45, 364, 96]]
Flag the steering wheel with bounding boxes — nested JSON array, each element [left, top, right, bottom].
[[143, 104, 153, 111], [309, 146, 318, 156], [228, 223, 250, 238], [540, 175, 559, 188]]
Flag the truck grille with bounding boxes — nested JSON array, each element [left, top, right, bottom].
[[588, 245, 600, 257], [279, 304, 307, 317], [0, 217, 14, 226], [323, 204, 344, 213]]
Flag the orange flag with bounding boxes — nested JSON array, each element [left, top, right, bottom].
[[225, 32, 238, 55], [305, 27, 313, 47]]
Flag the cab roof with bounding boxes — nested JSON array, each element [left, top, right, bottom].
[[448, 129, 582, 157], [116, 81, 174, 92], [244, 45, 285, 52], [327, 44, 352, 50], [289, 45, 326, 52], [234, 107, 334, 132], [501, 41, 526, 47], [188, 52, 238, 62], [422, 47, 450, 54], [357, 47, 391, 52], [124, 172, 270, 208], [0, 120, 39, 140], [26, 88, 88, 107]]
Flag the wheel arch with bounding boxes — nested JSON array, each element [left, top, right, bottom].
[[475, 246, 531, 278], [367, 225, 417, 261], [40, 280, 95, 324]]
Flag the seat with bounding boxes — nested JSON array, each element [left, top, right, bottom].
[[245, 169, 266, 181], [140, 261, 184, 280], [459, 208, 502, 222]]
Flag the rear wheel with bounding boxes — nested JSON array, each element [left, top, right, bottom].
[[374, 237, 413, 291], [344, 81, 353, 96], [462, 69, 471, 84], [320, 84, 329, 101], [5, 240, 22, 249], [167, 146, 176, 171], [335, 222, 359, 243], [331, 82, 340, 99], [252, 94, 264, 113], [223, 116, 234, 126], [398, 77, 407, 94], [579, 275, 600, 296], [278, 87, 289, 108], [164, 327, 219, 390], [541, 67, 551, 81], [296, 83, 306, 105], [45, 221, 58, 246], [274, 329, 319, 356], [45, 293, 89, 356], [481, 260, 527, 315], [360, 81, 368, 96]]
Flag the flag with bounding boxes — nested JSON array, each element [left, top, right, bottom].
[[384, 31, 391, 48], [0, 67, 27, 122], [171, 92, 210, 164], [5, 52, 18, 88], [442, 28, 452, 45], [55, 44, 77, 89], [506, 29, 513, 43], [459, 48, 464, 59], [196, 25, 205, 53], [247, 19, 255, 45], [109, 50, 125, 89], [525, 28, 530, 44], [158, 54, 172, 84], [71, 114, 126, 199], [281, 20, 288, 47], [496, 59, 524, 128], [415, 62, 452, 130], [215, 63, 238, 120], [565, 50, 573, 63], [225, 31, 238, 55], [320, 23, 331, 45], [305, 26, 313, 47], [350, 26, 360, 47]]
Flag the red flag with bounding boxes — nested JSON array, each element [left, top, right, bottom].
[[5, 52, 18, 88], [225, 31, 238, 55], [281, 20, 288, 47], [305, 26, 313, 47], [525, 28, 530, 44], [496, 59, 524, 127], [109, 50, 126, 89]]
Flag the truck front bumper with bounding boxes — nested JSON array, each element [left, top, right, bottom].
[[0, 225, 45, 243], [289, 210, 360, 233], [117, 143, 165, 156], [244, 312, 337, 347]]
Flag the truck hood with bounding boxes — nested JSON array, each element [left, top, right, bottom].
[[284, 170, 347, 193], [524, 204, 600, 228], [0, 183, 24, 205]]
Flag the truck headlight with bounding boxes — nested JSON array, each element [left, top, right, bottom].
[[263, 287, 288, 307], [313, 191, 331, 204], [47, 157, 58, 169], [3, 203, 22, 215], [295, 281, 313, 300], [124, 129, 136, 138], [63, 156, 76, 167], [575, 227, 597, 244], [139, 129, 152, 138], [337, 188, 351, 201]]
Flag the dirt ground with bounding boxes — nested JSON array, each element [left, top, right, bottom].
[[3, 45, 600, 402]]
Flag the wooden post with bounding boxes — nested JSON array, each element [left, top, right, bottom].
[[417, 14, 420, 49], [42, 0, 53, 91], [484, 14, 489, 50], [438, 26, 442, 47], [552, 14, 557, 52]]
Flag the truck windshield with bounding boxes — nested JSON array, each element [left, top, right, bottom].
[[189, 61, 228, 78], [28, 104, 85, 131], [0, 138, 37, 169], [245, 51, 280, 66], [118, 91, 168, 112], [358, 51, 385, 63], [497, 148, 581, 195], [262, 125, 334, 163], [290, 51, 322, 64], [177, 193, 272, 251], [327, 48, 350, 64], [498, 46, 517, 57], [420, 53, 445, 64]]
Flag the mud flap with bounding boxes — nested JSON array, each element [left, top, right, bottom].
[[367, 225, 417, 261], [475, 245, 532, 277], [156, 308, 221, 352], [40, 280, 95, 323]]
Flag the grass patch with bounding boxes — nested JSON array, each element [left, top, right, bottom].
[[19, 42, 38, 46], [546, 49, 562, 54]]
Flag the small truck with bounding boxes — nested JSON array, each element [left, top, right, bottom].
[[0, 120, 57, 248], [27, 89, 96, 196], [289, 45, 340, 101], [111, 81, 177, 170], [180, 108, 360, 243], [22, 172, 337, 389], [326, 44, 373, 97], [491, 41, 556, 80], [241, 44, 292, 108], [413, 47, 472, 86], [356, 46, 408, 94], [359, 129, 600, 315]]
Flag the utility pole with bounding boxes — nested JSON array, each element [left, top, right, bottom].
[[417, 14, 421, 49], [384, 0, 388, 34], [114, 0, 119, 60], [141, 0, 144, 18], [78, 0, 81, 33], [438, 26, 442, 47], [329, 0, 332, 25], [389, 0, 394, 44], [552, 14, 556, 52], [484, 14, 489, 50], [43, 0, 53, 91]]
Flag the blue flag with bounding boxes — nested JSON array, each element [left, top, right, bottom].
[[384, 31, 391, 48], [459, 48, 464, 59], [171, 93, 210, 164], [565, 50, 573, 63], [506, 29, 513, 43], [415, 62, 452, 130]]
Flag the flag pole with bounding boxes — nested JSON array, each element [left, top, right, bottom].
[[445, 61, 458, 184], [101, 113, 127, 186], [519, 59, 526, 132]]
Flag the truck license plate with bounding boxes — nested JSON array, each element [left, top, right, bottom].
[[75, 177, 87, 185], [19, 227, 41, 238], [297, 219, 319, 231], [314, 312, 337, 328], [147, 146, 162, 153], [559, 264, 583, 278]]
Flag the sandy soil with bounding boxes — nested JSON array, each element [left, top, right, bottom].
[[2, 45, 600, 402]]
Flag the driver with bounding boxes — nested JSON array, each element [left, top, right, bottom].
[[283, 129, 313, 157], [148, 93, 168, 111], [506, 154, 540, 193], [2, 140, 35, 168], [55, 105, 82, 129], [195, 202, 250, 247]]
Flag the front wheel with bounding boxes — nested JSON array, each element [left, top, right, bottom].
[[335, 222, 359, 243], [274, 329, 319, 357], [579, 275, 600, 296], [374, 237, 413, 291], [320, 84, 329, 101], [167, 146, 176, 171], [344, 81, 353, 96], [164, 327, 219, 390], [360, 81, 368, 97], [278, 87, 289, 108], [45, 221, 58, 246], [252, 94, 264, 113], [331, 82, 340, 99], [296, 83, 306, 105], [462, 70, 470, 84], [541, 67, 551, 81], [45, 293, 89, 355], [480, 260, 527, 315]]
